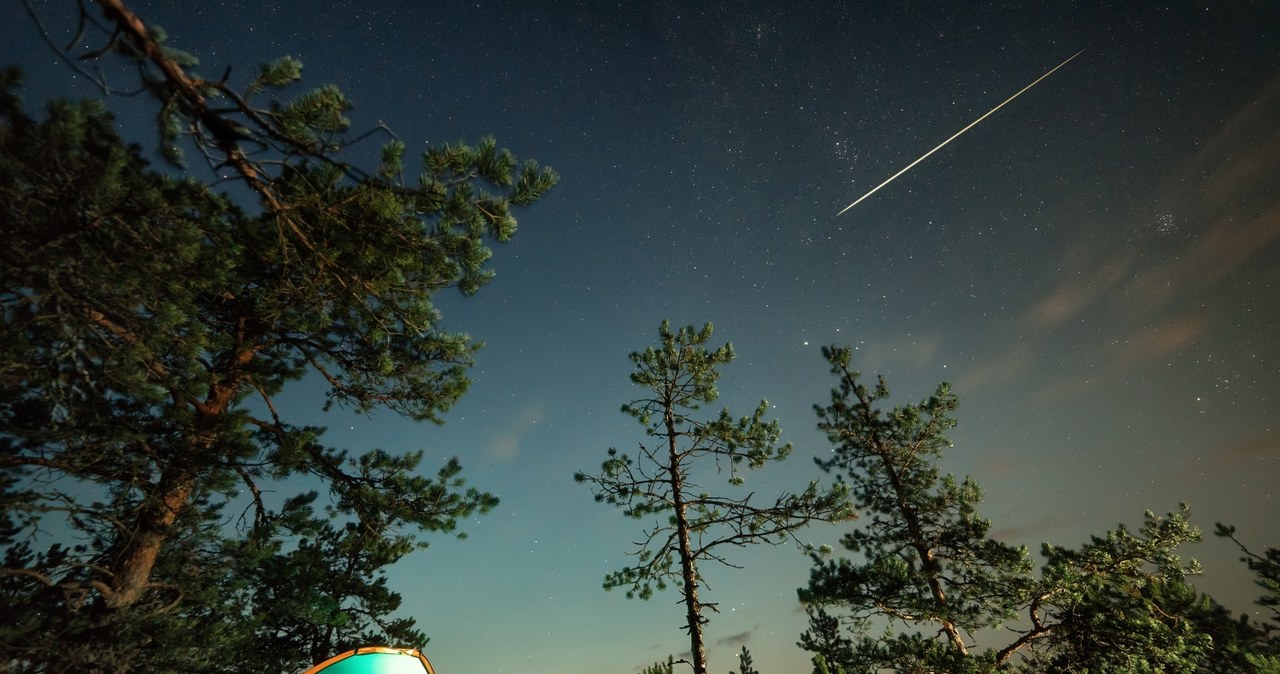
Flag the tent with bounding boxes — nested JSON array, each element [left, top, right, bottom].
[[298, 647, 437, 674]]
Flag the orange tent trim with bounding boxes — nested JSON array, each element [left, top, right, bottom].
[[298, 646, 437, 674]]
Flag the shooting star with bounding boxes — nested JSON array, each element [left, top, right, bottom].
[[836, 49, 1085, 216]]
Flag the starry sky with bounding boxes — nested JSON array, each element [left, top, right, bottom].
[[6, 2, 1280, 673]]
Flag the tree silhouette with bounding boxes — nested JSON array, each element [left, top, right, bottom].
[[1, 0, 555, 668], [798, 346, 1244, 673], [577, 322, 851, 674], [730, 646, 760, 674]]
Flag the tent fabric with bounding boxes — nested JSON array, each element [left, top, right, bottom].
[[298, 647, 437, 674]]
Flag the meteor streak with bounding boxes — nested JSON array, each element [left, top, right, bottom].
[[837, 49, 1085, 216]]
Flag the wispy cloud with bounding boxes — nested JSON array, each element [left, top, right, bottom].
[[1168, 433, 1278, 487], [1126, 74, 1280, 311], [990, 73, 1280, 401], [857, 333, 943, 372], [1105, 314, 1208, 371], [716, 630, 753, 647], [487, 400, 546, 461], [974, 454, 1027, 481], [953, 348, 1032, 395], [1206, 434, 1278, 472], [1180, 74, 1280, 217], [1020, 251, 1135, 331], [1132, 212, 1279, 306]]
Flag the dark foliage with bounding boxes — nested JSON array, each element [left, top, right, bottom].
[[0, 2, 555, 668]]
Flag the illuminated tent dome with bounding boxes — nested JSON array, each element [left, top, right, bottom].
[[299, 647, 437, 674]]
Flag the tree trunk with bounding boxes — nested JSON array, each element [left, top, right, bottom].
[[876, 438, 967, 654], [667, 406, 707, 674], [105, 467, 195, 608], [105, 380, 239, 608]]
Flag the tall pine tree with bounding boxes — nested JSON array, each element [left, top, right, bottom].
[[799, 346, 1033, 673], [576, 321, 852, 674], [798, 346, 1242, 673]]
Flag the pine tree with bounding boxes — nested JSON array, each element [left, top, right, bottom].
[[1018, 507, 1211, 673], [730, 646, 760, 674], [796, 606, 857, 673], [575, 322, 852, 674], [810, 654, 848, 674], [642, 656, 677, 674], [0, 0, 555, 668], [1218, 524, 1280, 634], [798, 346, 1235, 673], [799, 346, 1032, 673]]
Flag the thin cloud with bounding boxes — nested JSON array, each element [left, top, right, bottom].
[[1002, 76, 1279, 408], [974, 454, 1027, 481], [1019, 250, 1134, 331], [1024, 314, 1206, 404], [953, 348, 1032, 394], [716, 630, 753, 647], [1126, 73, 1280, 310], [487, 400, 546, 461], [1207, 434, 1278, 471], [1181, 73, 1280, 215], [1105, 314, 1208, 371], [1123, 210, 1280, 311], [856, 333, 943, 373]]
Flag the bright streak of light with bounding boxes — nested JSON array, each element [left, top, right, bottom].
[[836, 49, 1086, 216]]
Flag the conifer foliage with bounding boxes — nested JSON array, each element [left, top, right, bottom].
[[0, 1, 556, 670], [731, 646, 760, 674], [576, 321, 852, 674], [799, 346, 1033, 673], [797, 346, 1269, 673]]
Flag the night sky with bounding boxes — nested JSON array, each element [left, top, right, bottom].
[[6, 2, 1279, 673]]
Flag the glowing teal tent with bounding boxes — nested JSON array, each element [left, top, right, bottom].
[[299, 647, 436, 674]]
